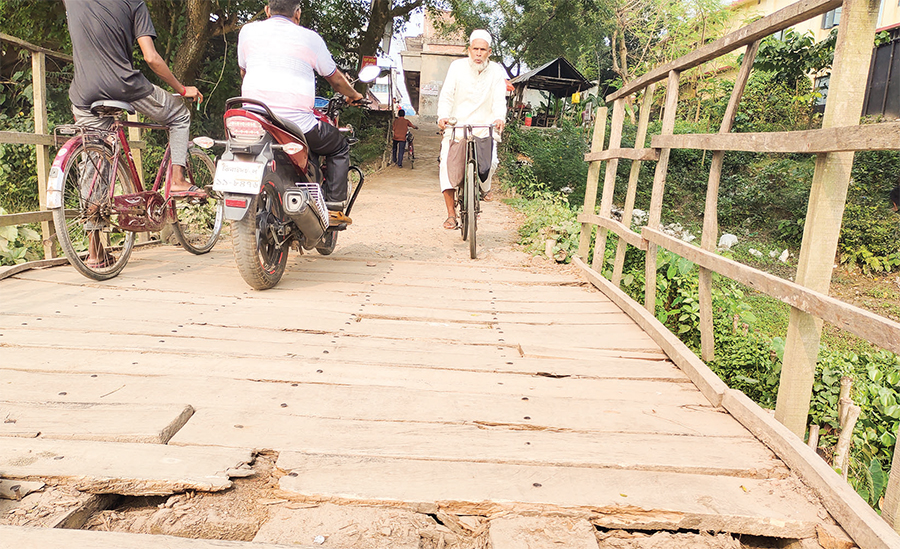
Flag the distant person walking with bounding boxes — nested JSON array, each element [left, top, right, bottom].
[[392, 109, 417, 168]]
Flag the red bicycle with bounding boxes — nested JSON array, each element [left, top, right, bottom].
[[47, 100, 222, 280]]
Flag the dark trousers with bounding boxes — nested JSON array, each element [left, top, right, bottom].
[[392, 139, 406, 167], [304, 121, 351, 202]]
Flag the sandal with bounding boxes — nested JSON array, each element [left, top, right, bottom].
[[170, 184, 208, 198], [482, 191, 494, 202], [85, 254, 114, 269], [443, 217, 458, 230]]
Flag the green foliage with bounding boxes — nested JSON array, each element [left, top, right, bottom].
[[511, 192, 582, 263], [751, 28, 836, 90], [839, 203, 900, 274], [0, 208, 43, 266], [733, 70, 819, 132], [501, 120, 589, 203]]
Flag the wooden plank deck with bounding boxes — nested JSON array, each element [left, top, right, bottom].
[[0, 245, 845, 546]]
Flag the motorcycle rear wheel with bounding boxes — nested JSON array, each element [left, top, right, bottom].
[[233, 183, 288, 290]]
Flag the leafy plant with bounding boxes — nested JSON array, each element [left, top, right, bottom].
[[0, 208, 42, 266]]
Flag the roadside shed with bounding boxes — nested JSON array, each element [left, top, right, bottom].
[[509, 57, 592, 126]]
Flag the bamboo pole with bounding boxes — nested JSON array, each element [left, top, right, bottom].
[[774, 0, 881, 437], [698, 41, 760, 362], [643, 71, 680, 313], [591, 101, 626, 272], [611, 84, 656, 288], [31, 51, 56, 260], [577, 107, 609, 262]]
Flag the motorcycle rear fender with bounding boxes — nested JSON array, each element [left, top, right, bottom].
[[223, 193, 254, 221]]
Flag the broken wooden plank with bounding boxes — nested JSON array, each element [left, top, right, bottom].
[[276, 453, 824, 538], [0, 402, 193, 444], [0, 438, 252, 496]]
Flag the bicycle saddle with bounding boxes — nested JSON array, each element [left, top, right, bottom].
[[90, 100, 135, 116]]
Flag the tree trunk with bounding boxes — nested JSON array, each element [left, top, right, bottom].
[[356, 0, 424, 68], [171, 0, 213, 82]]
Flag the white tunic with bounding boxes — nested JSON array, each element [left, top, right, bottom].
[[238, 16, 336, 133], [438, 59, 507, 132], [437, 59, 507, 191]]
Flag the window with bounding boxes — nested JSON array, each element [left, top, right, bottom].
[[821, 8, 841, 29]]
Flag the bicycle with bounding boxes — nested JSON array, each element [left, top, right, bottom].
[[444, 121, 497, 259], [46, 99, 223, 281], [406, 129, 415, 169]]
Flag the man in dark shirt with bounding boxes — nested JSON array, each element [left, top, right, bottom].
[[64, 0, 203, 196], [391, 109, 417, 168]]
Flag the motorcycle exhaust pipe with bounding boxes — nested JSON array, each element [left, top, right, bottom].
[[282, 189, 327, 249]]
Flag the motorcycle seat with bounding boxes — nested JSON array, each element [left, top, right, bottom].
[[241, 104, 308, 141]]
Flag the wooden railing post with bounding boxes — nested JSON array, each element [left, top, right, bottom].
[[698, 41, 760, 362], [882, 428, 900, 531], [31, 51, 56, 259], [127, 113, 152, 244], [611, 84, 655, 287], [577, 107, 608, 262], [774, 0, 881, 436], [643, 71, 680, 314], [591, 100, 626, 272]]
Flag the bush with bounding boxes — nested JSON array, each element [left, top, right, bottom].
[[501, 120, 589, 203]]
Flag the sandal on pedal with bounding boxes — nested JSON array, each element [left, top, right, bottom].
[[170, 184, 208, 198], [482, 190, 494, 202], [443, 217, 458, 230]]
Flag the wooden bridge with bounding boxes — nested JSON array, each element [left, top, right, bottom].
[[3, 0, 900, 547]]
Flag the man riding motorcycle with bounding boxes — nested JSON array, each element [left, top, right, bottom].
[[237, 0, 363, 206]]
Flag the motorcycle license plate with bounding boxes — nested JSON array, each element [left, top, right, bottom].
[[213, 160, 266, 194]]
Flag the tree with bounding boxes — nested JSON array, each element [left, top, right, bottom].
[[440, 0, 603, 78]]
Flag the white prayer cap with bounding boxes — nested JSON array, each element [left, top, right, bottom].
[[469, 29, 492, 47]]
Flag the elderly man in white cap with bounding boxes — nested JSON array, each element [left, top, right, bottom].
[[436, 29, 508, 230]]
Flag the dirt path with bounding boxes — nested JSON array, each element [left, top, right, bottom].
[[335, 118, 536, 267]]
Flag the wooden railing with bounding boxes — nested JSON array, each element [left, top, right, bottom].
[[0, 33, 146, 268], [576, 0, 900, 547]]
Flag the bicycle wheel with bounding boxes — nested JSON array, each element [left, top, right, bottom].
[[408, 144, 415, 169], [52, 139, 136, 280], [466, 159, 477, 259], [458, 181, 468, 242], [172, 148, 223, 254]]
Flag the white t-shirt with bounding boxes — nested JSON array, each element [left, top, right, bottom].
[[238, 16, 337, 133]]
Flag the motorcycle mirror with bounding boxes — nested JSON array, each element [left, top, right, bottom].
[[358, 65, 382, 83]]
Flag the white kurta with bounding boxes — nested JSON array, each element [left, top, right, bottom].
[[437, 59, 507, 191]]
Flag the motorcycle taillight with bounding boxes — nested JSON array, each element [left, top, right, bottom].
[[225, 116, 265, 145]]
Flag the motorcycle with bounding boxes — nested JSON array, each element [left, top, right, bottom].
[[193, 65, 380, 290]]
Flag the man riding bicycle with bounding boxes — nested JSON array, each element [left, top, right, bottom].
[[64, 0, 204, 267], [64, 0, 203, 196], [237, 0, 364, 206], [437, 30, 507, 230]]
